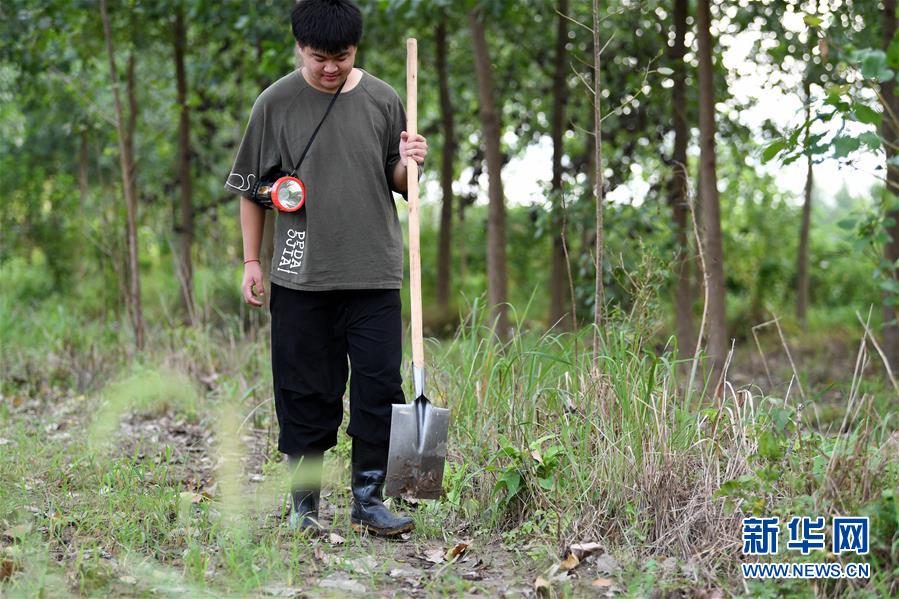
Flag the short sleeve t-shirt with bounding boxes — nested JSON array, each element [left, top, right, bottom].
[[225, 69, 407, 291]]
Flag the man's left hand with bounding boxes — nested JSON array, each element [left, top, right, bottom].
[[399, 131, 428, 166]]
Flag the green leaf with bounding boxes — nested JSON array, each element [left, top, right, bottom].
[[762, 139, 786, 162], [825, 84, 851, 108], [879, 278, 899, 293], [757, 430, 783, 461], [833, 135, 861, 158], [854, 104, 882, 125], [856, 49, 895, 82], [860, 131, 883, 150], [838, 218, 857, 230], [497, 470, 522, 498], [887, 30, 899, 68], [804, 15, 823, 27], [537, 476, 554, 491]]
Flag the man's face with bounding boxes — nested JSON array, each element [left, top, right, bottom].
[[298, 45, 357, 92]]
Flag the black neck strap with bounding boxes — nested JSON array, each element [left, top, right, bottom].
[[288, 76, 348, 177]]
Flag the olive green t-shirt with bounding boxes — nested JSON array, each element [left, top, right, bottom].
[[225, 69, 406, 291]]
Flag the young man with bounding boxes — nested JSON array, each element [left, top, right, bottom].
[[225, 0, 428, 537]]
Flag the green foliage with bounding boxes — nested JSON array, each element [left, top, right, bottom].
[[717, 394, 898, 591]]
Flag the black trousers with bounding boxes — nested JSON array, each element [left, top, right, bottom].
[[269, 283, 406, 456]]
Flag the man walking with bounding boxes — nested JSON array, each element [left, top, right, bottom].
[[225, 0, 428, 537]]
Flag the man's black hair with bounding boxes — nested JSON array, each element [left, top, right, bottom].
[[291, 0, 363, 55]]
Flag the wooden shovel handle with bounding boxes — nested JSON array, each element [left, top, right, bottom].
[[407, 38, 424, 370]]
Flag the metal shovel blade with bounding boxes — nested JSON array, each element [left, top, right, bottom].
[[385, 395, 449, 499]]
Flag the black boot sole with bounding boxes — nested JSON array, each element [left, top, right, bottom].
[[350, 519, 414, 537]]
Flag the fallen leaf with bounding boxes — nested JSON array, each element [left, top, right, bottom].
[[445, 541, 469, 562], [534, 575, 550, 596], [179, 491, 209, 505], [592, 577, 613, 588], [313, 546, 324, 562], [0, 559, 19, 582], [423, 548, 445, 564], [388, 566, 421, 586], [389, 568, 414, 578], [462, 571, 482, 581], [200, 373, 220, 389], [119, 575, 137, 585], [559, 552, 580, 571], [0, 522, 31, 543], [328, 532, 345, 545], [568, 541, 603, 560]]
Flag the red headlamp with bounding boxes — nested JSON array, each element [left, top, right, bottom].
[[251, 176, 306, 212]]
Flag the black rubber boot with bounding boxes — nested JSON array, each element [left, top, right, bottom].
[[288, 454, 324, 532], [350, 439, 414, 537]]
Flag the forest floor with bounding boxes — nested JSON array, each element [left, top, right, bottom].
[[1, 325, 893, 597], [1, 383, 678, 598]]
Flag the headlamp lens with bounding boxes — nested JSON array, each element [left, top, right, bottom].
[[276, 178, 305, 211]]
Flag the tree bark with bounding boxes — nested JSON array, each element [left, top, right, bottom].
[[101, 0, 144, 351], [173, 3, 195, 325], [797, 1, 817, 330], [592, 0, 606, 366], [670, 0, 695, 352], [79, 129, 89, 211], [435, 18, 456, 312], [548, 0, 571, 331], [469, 8, 509, 337], [696, 0, 727, 380], [796, 130, 813, 329], [458, 198, 467, 284], [882, 0, 899, 369]]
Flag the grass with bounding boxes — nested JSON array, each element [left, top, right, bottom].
[[1, 286, 897, 597]]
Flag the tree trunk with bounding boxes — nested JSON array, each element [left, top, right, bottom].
[[173, 3, 195, 325], [670, 0, 695, 352], [548, 0, 571, 331], [79, 129, 89, 211], [796, 136, 813, 329], [696, 0, 727, 380], [458, 198, 467, 285], [592, 0, 606, 366], [581, 130, 596, 290], [469, 8, 509, 337], [882, 0, 899, 369], [797, 2, 817, 330], [435, 19, 456, 312], [101, 0, 144, 351]]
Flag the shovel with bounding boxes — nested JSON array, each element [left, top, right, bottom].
[[385, 38, 449, 500]]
